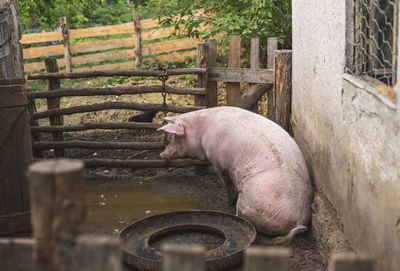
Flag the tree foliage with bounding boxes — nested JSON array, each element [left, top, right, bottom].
[[16, 0, 137, 32], [144, 0, 292, 65]]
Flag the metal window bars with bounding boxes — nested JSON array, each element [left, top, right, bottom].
[[347, 0, 399, 86]]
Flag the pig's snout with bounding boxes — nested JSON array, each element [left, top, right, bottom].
[[160, 152, 167, 159]]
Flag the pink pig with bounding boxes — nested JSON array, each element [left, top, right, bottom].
[[158, 106, 312, 244]]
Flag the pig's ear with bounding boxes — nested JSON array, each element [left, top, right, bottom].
[[157, 122, 185, 136]]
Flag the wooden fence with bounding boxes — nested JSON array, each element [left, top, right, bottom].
[[0, 159, 376, 271], [27, 36, 282, 169], [22, 13, 209, 73]]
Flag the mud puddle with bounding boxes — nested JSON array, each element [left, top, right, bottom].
[[80, 179, 198, 235]]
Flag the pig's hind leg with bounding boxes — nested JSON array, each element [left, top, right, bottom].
[[270, 225, 307, 246], [214, 167, 237, 206]]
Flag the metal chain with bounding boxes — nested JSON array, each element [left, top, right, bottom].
[[157, 68, 169, 143]]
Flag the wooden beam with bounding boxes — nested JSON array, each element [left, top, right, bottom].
[[21, 31, 63, 44], [206, 39, 218, 107], [133, 11, 142, 66], [235, 84, 273, 111], [70, 37, 134, 54], [162, 244, 206, 271], [267, 37, 278, 69], [69, 23, 134, 39], [244, 246, 291, 271], [23, 44, 64, 60], [208, 67, 272, 84], [80, 158, 210, 168], [28, 68, 207, 80], [196, 43, 208, 106], [31, 102, 204, 120], [60, 17, 72, 73], [273, 50, 292, 133], [331, 253, 375, 271], [27, 85, 206, 99], [32, 141, 165, 150], [30, 122, 161, 133], [27, 160, 86, 271], [226, 36, 241, 105]]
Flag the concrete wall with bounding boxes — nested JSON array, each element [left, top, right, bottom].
[[292, 0, 400, 270]]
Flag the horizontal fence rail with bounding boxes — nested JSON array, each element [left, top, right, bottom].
[[27, 68, 207, 80], [32, 141, 165, 150], [26, 85, 206, 99], [31, 102, 204, 120], [30, 122, 161, 133]]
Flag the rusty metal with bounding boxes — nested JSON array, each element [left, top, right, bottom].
[[119, 210, 256, 271]]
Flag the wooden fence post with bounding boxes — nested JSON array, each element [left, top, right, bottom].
[[243, 246, 291, 271], [45, 58, 64, 157], [196, 43, 209, 106], [206, 39, 217, 107], [162, 244, 206, 271], [60, 17, 72, 73], [330, 253, 375, 271], [28, 159, 86, 271], [73, 236, 122, 271], [133, 11, 142, 67], [267, 37, 278, 121], [226, 35, 241, 105], [250, 37, 260, 113], [273, 50, 292, 133]]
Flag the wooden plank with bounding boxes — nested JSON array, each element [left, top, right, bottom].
[[208, 67, 272, 84], [133, 11, 142, 66], [21, 31, 63, 44], [0, 238, 34, 271], [226, 36, 241, 105], [273, 50, 292, 132], [28, 159, 85, 271], [206, 39, 218, 107], [27, 85, 205, 99], [196, 43, 208, 106], [331, 253, 375, 271], [162, 244, 206, 271], [244, 246, 291, 271], [31, 102, 204, 119], [73, 236, 122, 271], [157, 50, 197, 65], [0, 85, 27, 108], [140, 18, 159, 29], [142, 26, 177, 41], [23, 44, 64, 59], [24, 58, 66, 72], [45, 58, 64, 157], [69, 22, 134, 39], [31, 122, 161, 133], [70, 37, 134, 54], [72, 62, 135, 73], [32, 141, 165, 150], [28, 68, 206, 80], [267, 37, 278, 69], [143, 37, 201, 56], [0, 211, 31, 236], [71, 50, 135, 66]]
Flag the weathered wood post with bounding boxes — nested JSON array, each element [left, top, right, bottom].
[[162, 244, 206, 271], [243, 246, 291, 271], [28, 159, 86, 271], [45, 58, 64, 157], [267, 37, 278, 121], [330, 253, 375, 271], [226, 35, 241, 105], [273, 50, 292, 133], [206, 39, 218, 107], [196, 43, 209, 106], [250, 37, 260, 112], [133, 11, 142, 67], [60, 17, 72, 73], [73, 236, 122, 271]]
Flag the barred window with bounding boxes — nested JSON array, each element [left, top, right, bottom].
[[346, 0, 398, 96]]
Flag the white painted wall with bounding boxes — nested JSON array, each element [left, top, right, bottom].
[[292, 0, 400, 270]]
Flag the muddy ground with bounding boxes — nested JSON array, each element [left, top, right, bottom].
[[34, 78, 352, 270]]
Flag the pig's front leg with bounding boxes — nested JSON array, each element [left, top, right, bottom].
[[214, 166, 238, 206]]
